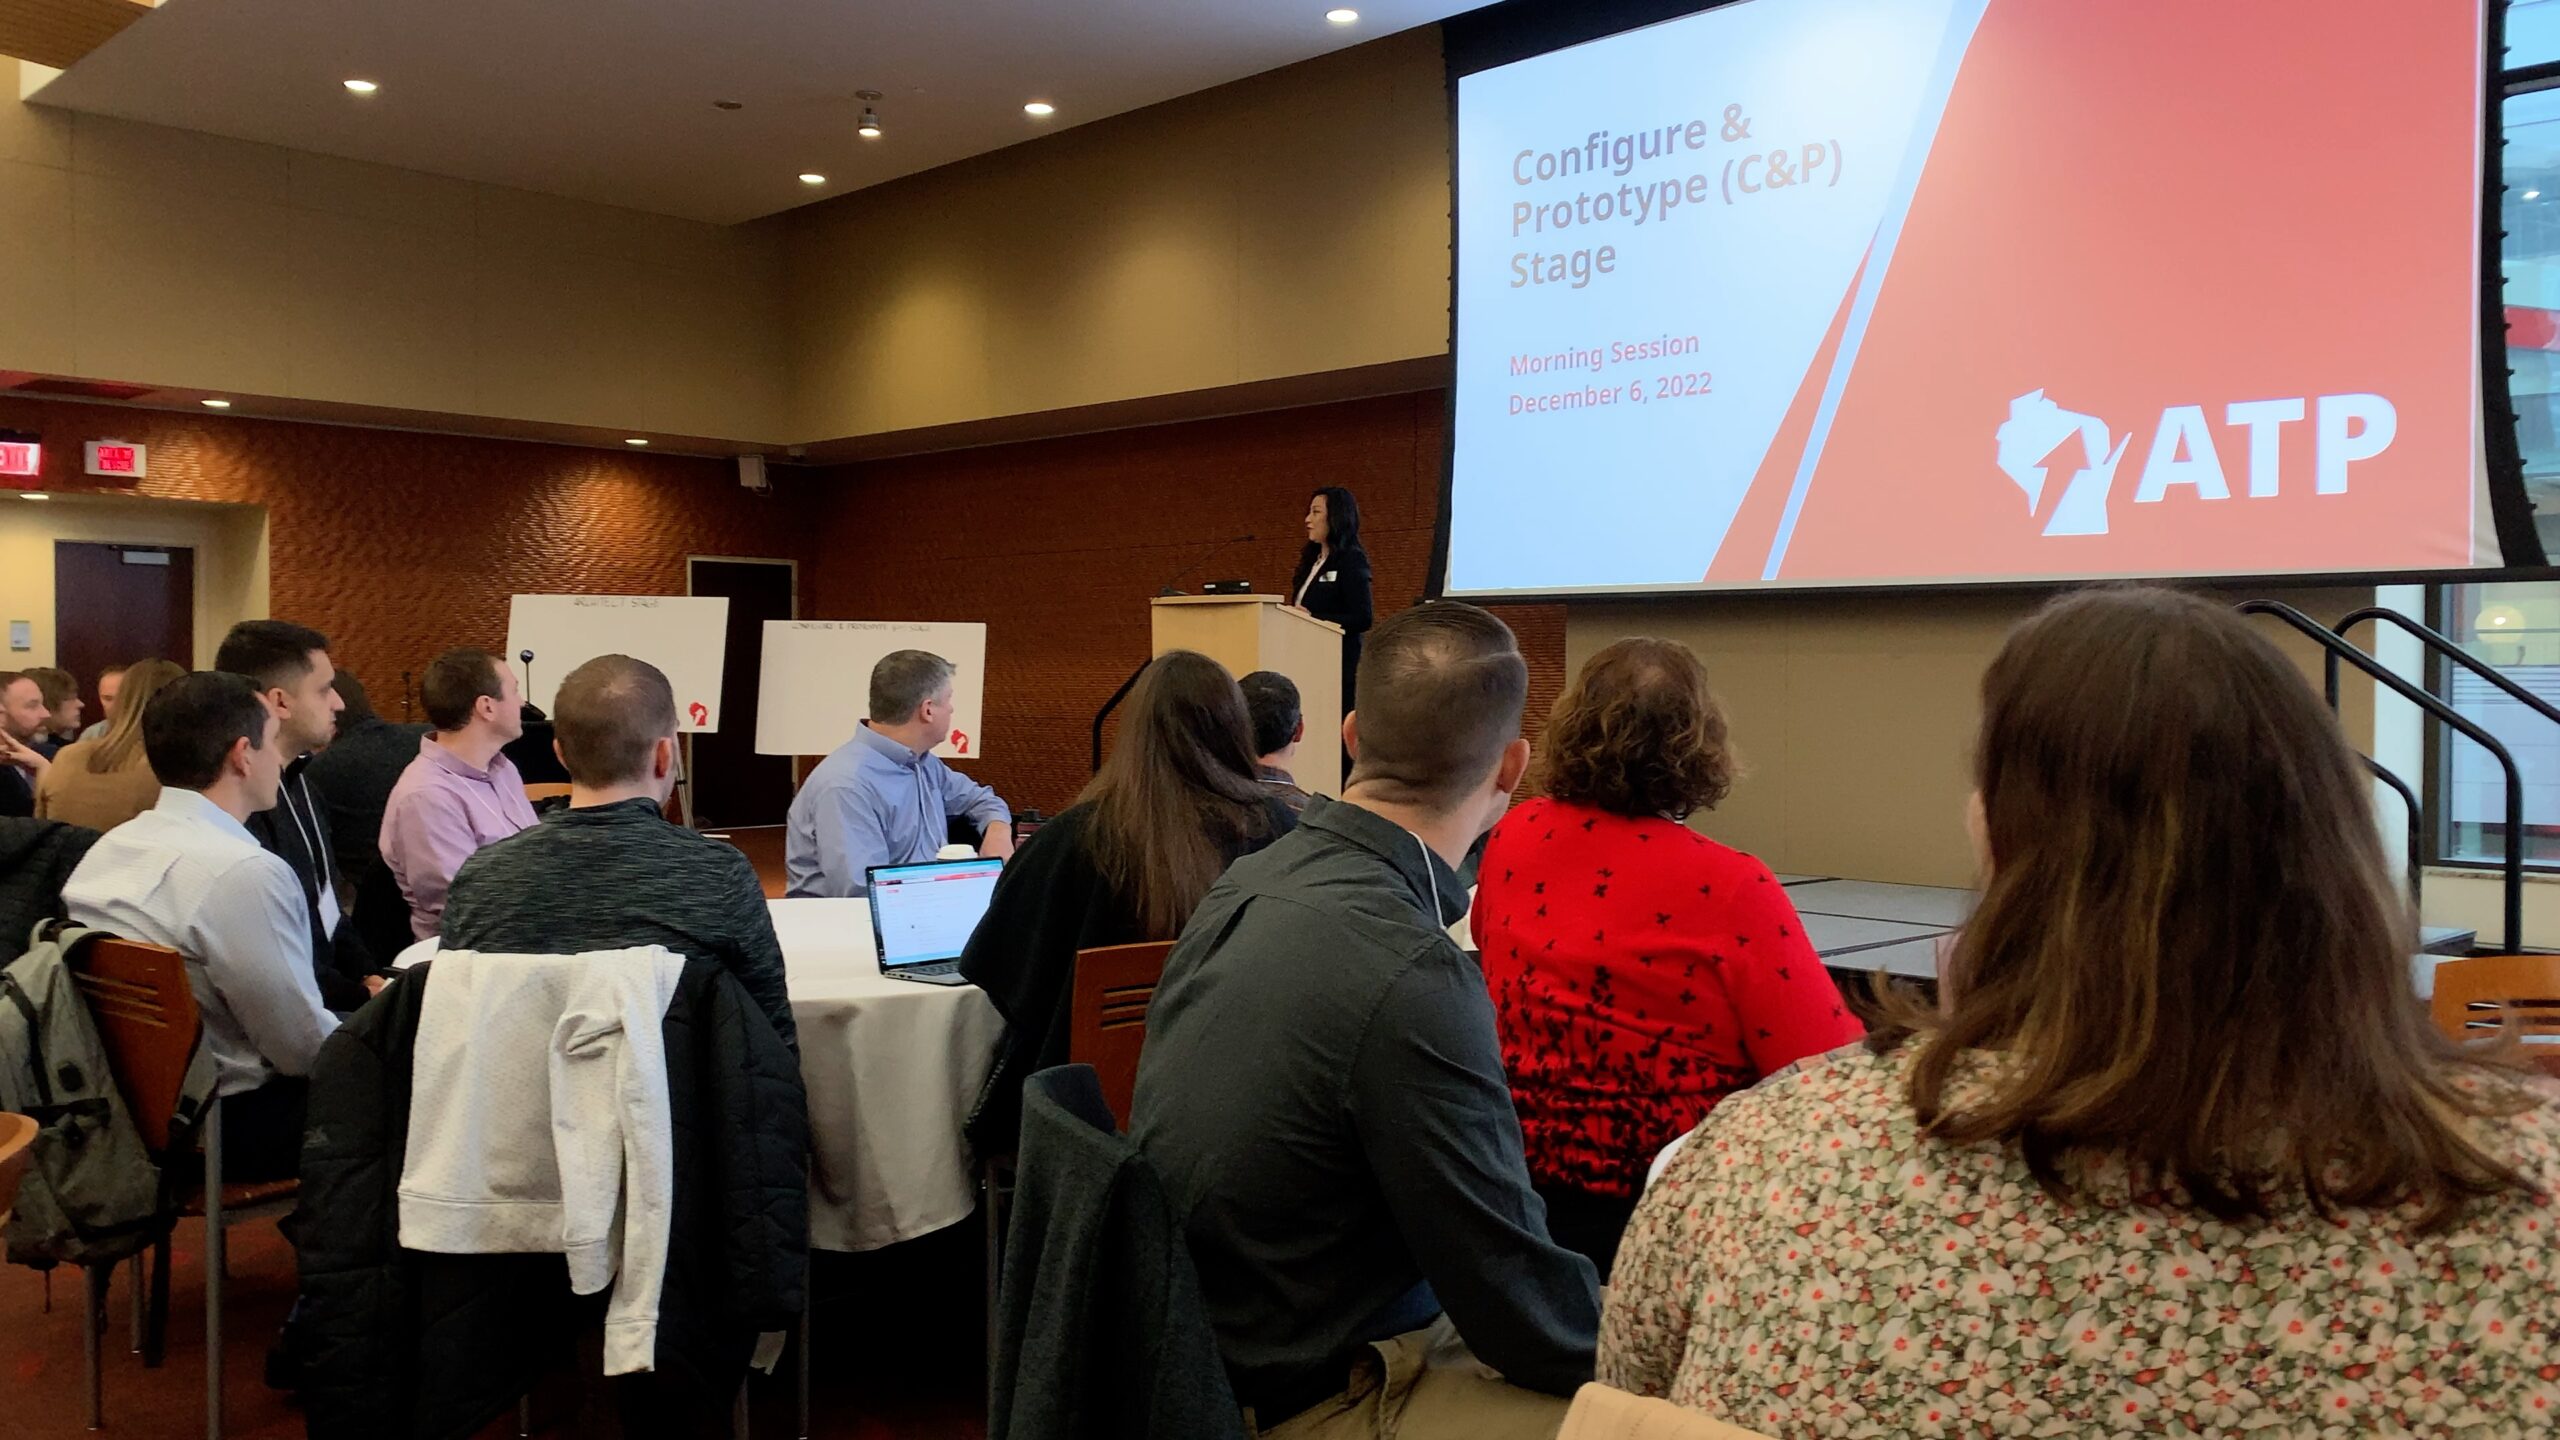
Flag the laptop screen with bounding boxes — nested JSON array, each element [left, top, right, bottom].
[[867, 858, 1004, 970]]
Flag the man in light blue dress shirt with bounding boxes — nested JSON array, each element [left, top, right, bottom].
[[785, 650, 1013, 898]]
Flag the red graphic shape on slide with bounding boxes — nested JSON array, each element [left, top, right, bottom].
[[1705, 246, 1874, 583], [1770, 0, 2477, 581]]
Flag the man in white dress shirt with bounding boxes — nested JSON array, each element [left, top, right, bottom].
[[63, 670, 340, 1181]]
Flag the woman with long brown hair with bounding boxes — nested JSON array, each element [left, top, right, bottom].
[[960, 649, 1294, 1144], [36, 658, 187, 831], [1599, 587, 2559, 1435]]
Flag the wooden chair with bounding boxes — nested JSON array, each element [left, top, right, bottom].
[[74, 937, 300, 1439], [0, 1111, 36, 1225], [1066, 941, 1175, 1132], [2429, 954, 2560, 1078]]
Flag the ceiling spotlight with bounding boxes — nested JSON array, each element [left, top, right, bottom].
[[200, 398, 232, 408], [343, 78, 379, 95], [624, 437, 649, 446], [19, 492, 50, 501], [857, 89, 884, 139], [1326, 8, 1360, 23], [1023, 101, 1056, 117], [799, 173, 827, 185]]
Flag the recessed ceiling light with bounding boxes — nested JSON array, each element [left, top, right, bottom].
[[1023, 101, 1056, 117], [200, 398, 232, 408], [625, 437, 649, 446], [1326, 8, 1360, 23], [343, 78, 379, 95], [799, 172, 827, 185], [20, 492, 50, 501], [2529, 189, 2545, 201]]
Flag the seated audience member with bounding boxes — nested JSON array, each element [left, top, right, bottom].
[[1472, 639, 1862, 1277], [35, 659, 188, 833], [440, 654, 796, 1049], [304, 671, 431, 962], [960, 650, 1293, 1147], [1240, 669, 1314, 816], [785, 649, 1013, 897], [217, 620, 355, 999], [61, 671, 338, 1180], [0, 671, 49, 818], [1135, 603, 1598, 1439], [381, 647, 537, 941], [1601, 588, 2560, 1434], [24, 666, 81, 753], [76, 663, 124, 742]]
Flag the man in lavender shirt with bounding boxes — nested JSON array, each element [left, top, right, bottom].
[[381, 648, 539, 941]]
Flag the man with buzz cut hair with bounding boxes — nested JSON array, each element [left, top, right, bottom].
[[62, 670, 338, 1179], [1135, 602, 1597, 1439], [784, 648, 1013, 898], [440, 654, 794, 1048], [381, 647, 537, 942]]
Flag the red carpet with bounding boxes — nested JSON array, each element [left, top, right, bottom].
[[1, 1214, 987, 1439]]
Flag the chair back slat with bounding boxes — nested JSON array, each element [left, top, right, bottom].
[[2430, 953, 2560, 1078], [69, 939, 201, 1155], [1068, 941, 1174, 1132]]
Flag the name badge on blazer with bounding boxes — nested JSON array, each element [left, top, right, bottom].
[[1322, 570, 1338, 582]]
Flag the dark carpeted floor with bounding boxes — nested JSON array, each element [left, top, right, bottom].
[[0, 1212, 987, 1440]]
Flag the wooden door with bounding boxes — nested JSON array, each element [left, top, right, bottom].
[[54, 542, 194, 716], [688, 558, 796, 828]]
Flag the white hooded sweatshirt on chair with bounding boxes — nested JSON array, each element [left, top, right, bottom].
[[397, 946, 687, 1376]]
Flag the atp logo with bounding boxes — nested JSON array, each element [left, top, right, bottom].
[[1996, 389, 2398, 538]]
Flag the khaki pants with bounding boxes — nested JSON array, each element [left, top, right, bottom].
[[1246, 1318, 1572, 1440]]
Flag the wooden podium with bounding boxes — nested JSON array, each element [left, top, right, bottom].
[[1151, 595, 1343, 798]]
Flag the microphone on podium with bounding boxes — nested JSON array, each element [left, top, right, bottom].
[[1159, 534, 1256, 597]]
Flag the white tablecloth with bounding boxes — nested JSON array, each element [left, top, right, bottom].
[[772, 898, 1003, 1253]]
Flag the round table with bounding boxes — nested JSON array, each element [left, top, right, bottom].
[[771, 898, 1003, 1253]]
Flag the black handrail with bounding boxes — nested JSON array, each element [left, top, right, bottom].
[[1089, 656, 1153, 773], [2360, 754, 2423, 909], [2237, 600, 2522, 953], [2332, 605, 2560, 728]]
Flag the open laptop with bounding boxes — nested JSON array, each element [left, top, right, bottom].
[[866, 856, 1005, 986]]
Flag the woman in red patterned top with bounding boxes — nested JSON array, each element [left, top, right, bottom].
[[1472, 638, 1863, 1276]]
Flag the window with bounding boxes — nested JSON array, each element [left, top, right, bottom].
[[2436, 582, 2560, 864], [2515, 0, 2560, 70]]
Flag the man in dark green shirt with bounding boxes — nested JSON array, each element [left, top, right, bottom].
[[439, 654, 794, 1051], [1134, 603, 1596, 1438]]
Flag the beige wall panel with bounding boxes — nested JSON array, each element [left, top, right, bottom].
[[71, 172, 296, 392], [0, 494, 269, 670], [0, 156, 75, 373], [1565, 585, 2379, 888], [784, 29, 1453, 440], [285, 208, 480, 416]]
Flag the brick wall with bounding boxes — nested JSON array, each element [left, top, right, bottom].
[[1, 389, 1561, 815], [806, 390, 1566, 814], [0, 396, 819, 704]]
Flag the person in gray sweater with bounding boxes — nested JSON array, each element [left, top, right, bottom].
[[438, 654, 794, 1051]]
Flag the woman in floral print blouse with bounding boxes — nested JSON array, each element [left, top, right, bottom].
[[1599, 588, 2560, 1437]]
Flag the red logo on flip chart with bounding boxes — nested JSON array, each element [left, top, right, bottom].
[[949, 729, 970, 755], [687, 701, 709, 727]]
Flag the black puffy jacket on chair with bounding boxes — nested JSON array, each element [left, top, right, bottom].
[[992, 1063, 1243, 1440], [294, 956, 809, 1440], [0, 818, 100, 955]]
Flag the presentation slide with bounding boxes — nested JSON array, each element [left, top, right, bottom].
[[1446, 0, 2494, 595]]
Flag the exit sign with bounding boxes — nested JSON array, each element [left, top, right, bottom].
[[85, 441, 145, 479], [0, 440, 36, 478]]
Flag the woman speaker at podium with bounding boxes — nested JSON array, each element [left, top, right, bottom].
[[1287, 485, 1374, 713]]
